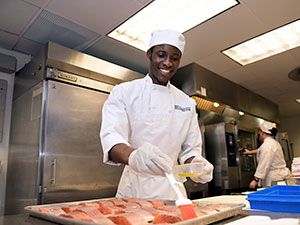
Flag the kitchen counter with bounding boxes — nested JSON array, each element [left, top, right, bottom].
[[0, 210, 299, 225], [1, 195, 299, 225]]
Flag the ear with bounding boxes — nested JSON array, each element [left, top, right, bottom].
[[146, 49, 152, 60]]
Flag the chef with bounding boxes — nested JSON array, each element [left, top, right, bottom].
[[244, 121, 291, 189], [100, 29, 213, 200]]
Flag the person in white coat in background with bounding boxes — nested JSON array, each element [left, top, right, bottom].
[[100, 29, 213, 200], [244, 121, 290, 189]]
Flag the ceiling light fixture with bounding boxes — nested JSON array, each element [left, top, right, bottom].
[[222, 18, 300, 66], [213, 102, 220, 107], [296, 98, 300, 104], [108, 0, 238, 51], [239, 111, 244, 116]]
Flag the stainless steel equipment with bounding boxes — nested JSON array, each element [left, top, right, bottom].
[[205, 122, 240, 194], [237, 129, 257, 188], [170, 63, 279, 123], [5, 42, 144, 215], [278, 132, 294, 170], [0, 79, 7, 143], [202, 111, 261, 194]]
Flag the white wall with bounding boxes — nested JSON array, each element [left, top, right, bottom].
[[279, 115, 300, 157], [0, 48, 30, 216]]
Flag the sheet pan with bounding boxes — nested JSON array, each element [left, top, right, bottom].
[[24, 198, 245, 225]]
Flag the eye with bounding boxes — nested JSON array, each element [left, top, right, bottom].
[[157, 51, 166, 58], [171, 55, 180, 61]]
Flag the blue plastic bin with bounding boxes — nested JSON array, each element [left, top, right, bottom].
[[246, 185, 300, 213]]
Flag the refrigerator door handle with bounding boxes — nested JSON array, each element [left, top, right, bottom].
[[50, 159, 57, 184]]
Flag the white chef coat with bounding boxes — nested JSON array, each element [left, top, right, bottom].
[[100, 75, 203, 200], [255, 137, 290, 187]]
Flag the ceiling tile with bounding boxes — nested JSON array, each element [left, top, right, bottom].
[[195, 52, 240, 75], [14, 37, 43, 55], [45, 0, 145, 35], [22, 0, 51, 7], [276, 80, 300, 93], [221, 68, 258, 84], [0, 30, 19, 50], [241, 0, 300, 29], [0, 0, 40, 35], [185, 3, 266, 55], [23, 10, 101, 51], [288, 46, 300, 62], [240, 77, 270, 92], [278, 100, 300, 118]]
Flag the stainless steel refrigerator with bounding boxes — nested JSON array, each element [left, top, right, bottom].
[[5, 42, 143, 214]]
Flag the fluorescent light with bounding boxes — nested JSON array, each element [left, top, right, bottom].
[[222, 19, 300, 65], [296, 98, 300, 104], [108, 0, 238, 51]]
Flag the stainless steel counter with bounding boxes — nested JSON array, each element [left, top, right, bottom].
[[0, 214, 54, 225], [1, 195, 299, 225], [0, 210, 299, 225]]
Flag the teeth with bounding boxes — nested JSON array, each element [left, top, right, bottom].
[[160, 69, 170, 73]]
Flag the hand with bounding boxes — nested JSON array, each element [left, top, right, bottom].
[[249, 180, 257, 189], [128, 143, 172, 176], [243, 149, 252, 154], [190, 155, 214, 184]]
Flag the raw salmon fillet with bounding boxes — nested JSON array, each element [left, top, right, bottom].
[[94, 200, 115, 207], [196, 206, 218, 215], [122, 198, 140, 203], [60, 211, 93, 222], [38, 206, 65, 216], [116, 202, 141, 209], [153, 212, 183, 224], [108, 212, 149, 225], [147, 200, 165, 208], [158, 205, 181, 213], [109, 198, 126, 205], [192, 206, 207, 217], [99, 205, 125, 215], [123, 208, 155, 222], [142, 207, 171, 217], [135, 200, 154, 208], [61, 204, 81, 213], [74, 206, 104, 218], [79, 202, 99, 207], [90, 216, 116, 225]]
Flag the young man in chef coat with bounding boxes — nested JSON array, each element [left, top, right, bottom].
[[100, 29, 213, 200]]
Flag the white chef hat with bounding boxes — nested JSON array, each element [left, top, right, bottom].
[[260, 121, 276, 134], [148, 29, 185, 54]]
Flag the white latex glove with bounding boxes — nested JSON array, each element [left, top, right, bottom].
[[128, 143, 172, 176], [190, 155, 214, 184]]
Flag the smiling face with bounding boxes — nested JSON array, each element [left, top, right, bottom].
[[147, 44, 182, 86]]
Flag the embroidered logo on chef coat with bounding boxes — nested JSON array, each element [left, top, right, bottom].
[[174, 104, 191, 112]]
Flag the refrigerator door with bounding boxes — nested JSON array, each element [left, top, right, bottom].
[[5, 82, 43, 215], [41, 80, 123, 204]]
